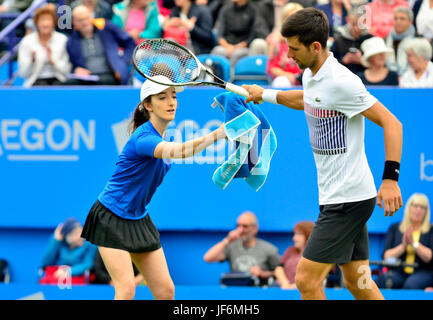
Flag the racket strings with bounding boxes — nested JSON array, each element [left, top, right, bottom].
[[135, 41, 200, 84]]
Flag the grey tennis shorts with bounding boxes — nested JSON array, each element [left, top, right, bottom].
[[303, 197, 376, 265]]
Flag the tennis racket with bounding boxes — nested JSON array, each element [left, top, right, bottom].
[[132, 38, 264, 102]]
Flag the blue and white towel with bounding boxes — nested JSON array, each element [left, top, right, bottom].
[[211, 92, 277, 191]]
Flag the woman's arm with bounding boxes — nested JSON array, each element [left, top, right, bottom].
[[274, 266, 294, 289], [414, 243, 432, 264], [153, 125, 226, 159], [383, 243, 406, 260], [40, 235, 62, 267]]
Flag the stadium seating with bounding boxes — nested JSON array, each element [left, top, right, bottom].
[[230, 55, 271, 86], [197, 54, 231, 82]]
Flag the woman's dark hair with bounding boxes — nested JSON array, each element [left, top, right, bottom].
[[128, 96, 152, 135], [281, 8, 329, 49]]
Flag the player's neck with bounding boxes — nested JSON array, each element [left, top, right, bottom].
[[150, 118, 170, 137], [310, 49, 330, 76]]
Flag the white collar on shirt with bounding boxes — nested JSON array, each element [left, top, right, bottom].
[[311, 52, 334, 82]]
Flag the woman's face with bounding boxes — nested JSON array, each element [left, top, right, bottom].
[[174, 0, 188, 7], [409, 201, 427, 226], [36, 14, 54, 37], [368, 52, 387, 68], [407, 50, 425, 72], [66, 227, 84, 248], [147, 87, 178, 122], [133, 0, 151, 8], [293, 232, 306, 250]]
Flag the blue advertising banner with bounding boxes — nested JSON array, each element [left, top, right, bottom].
[[0, 87, 432, 233]]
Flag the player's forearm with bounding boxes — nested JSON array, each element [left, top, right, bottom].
[[383, 115, 403, 163], [276, 90, 304, 110]]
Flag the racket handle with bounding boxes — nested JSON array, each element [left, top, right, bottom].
[[225, 82, 264, 104]]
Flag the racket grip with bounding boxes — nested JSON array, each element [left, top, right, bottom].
[[225, 82, 264, 104]]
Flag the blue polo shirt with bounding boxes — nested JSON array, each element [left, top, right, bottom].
[[98, 121, 171, 220]]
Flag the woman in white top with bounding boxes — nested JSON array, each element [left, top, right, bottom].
[[18, 5, 71, 87], [399, 37, 433, 88], [415, 0, 433, 41]]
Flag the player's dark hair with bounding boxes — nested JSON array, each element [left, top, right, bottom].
[[281, 8, 329, 49], [129, 96, 152, 135]]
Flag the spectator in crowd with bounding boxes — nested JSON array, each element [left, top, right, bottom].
[[163, 0, 213, 54], [331, 6, 373, 75], [413, 0, 433, 43], [0, 0, 33, 42], [358, 36, 399, 86], [18, 5, 71, 87], [274, 221, 314, 289], [66, 5, 136, 85], [0, 0, 31, 13], [210, 0, 269, 67], [205, 0, 227, 25], [366, 0, 409, 39], [157, 0, 174, 17], [71, 0, 113, 19], [203, 211, 280, 282], [376, 193, 433, 289], [385, 6, 416, 76], [40, 218, 98, 282], [266, 2, 303, 88], [316, 0, 349, 37], [112, 0, 162, 44], [92, 250, 145, 285], [399, 37, 433, 87]]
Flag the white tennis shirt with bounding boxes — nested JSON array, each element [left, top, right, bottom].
[[302, 52, 378, 205]]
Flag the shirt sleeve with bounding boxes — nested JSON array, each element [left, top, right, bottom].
[[332, 73, 377, 119], [267, 245, 281, 270], [135, 132, 163, 157]]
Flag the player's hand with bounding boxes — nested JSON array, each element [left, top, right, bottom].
[[377, 179, 403, 217], [243, 85, 264, 104]]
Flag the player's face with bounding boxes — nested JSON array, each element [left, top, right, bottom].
[[285, 36, 316, 70], [149, 87, 178, 122]]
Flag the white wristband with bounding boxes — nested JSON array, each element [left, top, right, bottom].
[[262, 89, 279, 104]]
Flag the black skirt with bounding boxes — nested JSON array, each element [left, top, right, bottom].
[[81, 200, 161, 253]]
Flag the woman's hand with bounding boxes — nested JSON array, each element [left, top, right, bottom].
[[54, 224, 64, 241], [216, 124, 226, 140]]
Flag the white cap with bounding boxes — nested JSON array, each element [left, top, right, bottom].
[[140, 75, 184, 101], [360, 37, 393, 68]]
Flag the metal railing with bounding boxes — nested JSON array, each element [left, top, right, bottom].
[[0, 0, 47, 84]]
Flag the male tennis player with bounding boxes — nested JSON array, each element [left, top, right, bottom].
[[243, 8, 403, 300]]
